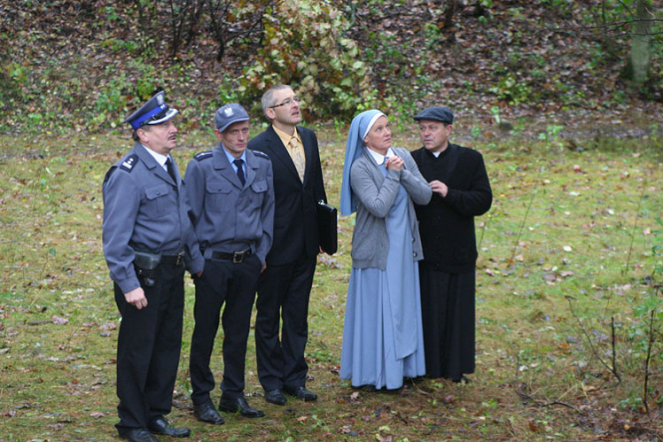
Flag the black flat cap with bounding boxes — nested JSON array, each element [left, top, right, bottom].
[[413, 106, 454, 124]]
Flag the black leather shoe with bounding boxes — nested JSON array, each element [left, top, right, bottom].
[[193, 400, 225, 425], [219, 396, 265, 418], [284, 385, 317, 401], [120, 428, 160, 442], [148, 417, 190, 438], [452, 375, 471, 384], [264, 389, 287, 405]]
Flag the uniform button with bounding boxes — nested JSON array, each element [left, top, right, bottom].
[[413, 252, 417, 257], [156, 191, 161, 195]]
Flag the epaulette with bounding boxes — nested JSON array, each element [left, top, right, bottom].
[[119, 154, 139, 172], [194, 151, 213, 161], [252, 150, 271, 161]]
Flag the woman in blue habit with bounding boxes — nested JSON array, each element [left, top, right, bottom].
[[339, 109, 432, 390]]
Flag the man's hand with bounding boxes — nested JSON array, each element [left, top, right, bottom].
[[261, 262, 267, 274], [125, 287, 148, 310], [196, 270, 203, 278], [430, 180, 448, 197]]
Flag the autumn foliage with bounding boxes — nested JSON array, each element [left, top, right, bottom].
[[0, 0, 661, 133]]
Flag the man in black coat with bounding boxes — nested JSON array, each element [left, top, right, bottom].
[[248, 84, 327, 404], [411, 106, 492, 383]]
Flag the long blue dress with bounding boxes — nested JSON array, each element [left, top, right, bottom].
[[340, 173, 426, 389]]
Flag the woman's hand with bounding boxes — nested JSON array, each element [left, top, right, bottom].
[[385, 156, 403, 171]]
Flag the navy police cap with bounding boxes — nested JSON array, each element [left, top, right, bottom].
[[414, 106, 454, 124], [215, 103, 249, 133], [124, 91, 179, 130]]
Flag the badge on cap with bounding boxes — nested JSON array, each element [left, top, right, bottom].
[[123, 91, 179, 130], [215, 103, 250, 133]]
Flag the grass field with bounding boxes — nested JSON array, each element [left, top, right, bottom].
[[0, 125, 662, 441]]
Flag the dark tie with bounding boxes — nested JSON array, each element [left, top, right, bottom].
[[233, 159, 246, 186], [165, 157, 177, 183]]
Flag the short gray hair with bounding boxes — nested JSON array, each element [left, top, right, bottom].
[[261, 84, 292, 119]]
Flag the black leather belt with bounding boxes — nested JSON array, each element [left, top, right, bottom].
[[161, 252, 185, 266], [211, 249, 252, 263]]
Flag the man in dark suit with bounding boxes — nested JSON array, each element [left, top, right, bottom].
[[248, 84, 327, 405]]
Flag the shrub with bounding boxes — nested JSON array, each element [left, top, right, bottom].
[[238, 0, 373, 120]]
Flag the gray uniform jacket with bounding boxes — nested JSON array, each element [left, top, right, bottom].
[[350, 147, 432, 270], [185, 145, 275, 264], [102, 143, 205, 294]]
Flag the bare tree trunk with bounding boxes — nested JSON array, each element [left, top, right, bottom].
[[629, 0, 653, 84], [444, 0, 457, 29]]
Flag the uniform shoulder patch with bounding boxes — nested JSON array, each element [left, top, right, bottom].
[[252, 150, 271, 161], [194, 151, 213, 161], [119, 154, 139, 172]]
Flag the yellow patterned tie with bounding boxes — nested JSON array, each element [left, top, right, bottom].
[[288, 137, 306, 182]]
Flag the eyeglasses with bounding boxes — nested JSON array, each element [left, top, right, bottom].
[[269, 97, 302, 109]]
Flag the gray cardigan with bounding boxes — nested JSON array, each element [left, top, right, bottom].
[[349, 147, 432, 269]]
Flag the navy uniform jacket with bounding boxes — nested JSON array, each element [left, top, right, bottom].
[[102, 143, 205, 293], [247, 126, 326, 266], [185, 145, 275, 264]]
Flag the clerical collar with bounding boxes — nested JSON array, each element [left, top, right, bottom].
[[427, 144, 452, 159]]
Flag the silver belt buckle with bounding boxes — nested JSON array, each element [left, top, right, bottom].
[[233, 251, 244, 264], [175, 251, 185, 266]]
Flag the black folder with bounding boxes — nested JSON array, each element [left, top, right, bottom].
[[316, 201, 338, 255]]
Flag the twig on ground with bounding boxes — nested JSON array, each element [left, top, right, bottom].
[[510, 187, 536, 264], [515, 389, 583, 414], [643, 284, 661, 413], [565, 296, 621, 383], [624, 180, 647, 274]]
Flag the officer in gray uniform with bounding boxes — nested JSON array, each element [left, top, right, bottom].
[[102, 91, 204, 442], [186, 103, 275, 424]]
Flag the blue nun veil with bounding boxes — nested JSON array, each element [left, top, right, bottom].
[[339, 109, 386, 216]]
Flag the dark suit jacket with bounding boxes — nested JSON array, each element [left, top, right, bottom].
[[248, 125, 327, 266]]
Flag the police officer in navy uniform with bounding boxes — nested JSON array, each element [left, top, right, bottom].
[[103, 91, 204, 442], [186, 104, 275, 424]]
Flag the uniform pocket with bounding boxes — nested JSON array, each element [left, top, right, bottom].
[[205, 179, 232, 212], [144, 184, 170, 218], [250, 180, 268, 193]]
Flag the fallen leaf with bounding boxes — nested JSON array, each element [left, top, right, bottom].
[[90, 411, 108, 418], [52, 316, 68, 325]]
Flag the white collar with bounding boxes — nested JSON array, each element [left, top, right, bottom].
[[367, 147, 395, 165], [143, 144, 169, 170]]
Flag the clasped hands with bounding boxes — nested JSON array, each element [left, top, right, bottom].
[[384, 156, 403, 171]]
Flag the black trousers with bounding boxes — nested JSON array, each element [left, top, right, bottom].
[[254, 255, 316, 391], [189, 255, 261, 403], [419, 267, 476, 380], [114, 262, 185, 434]]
